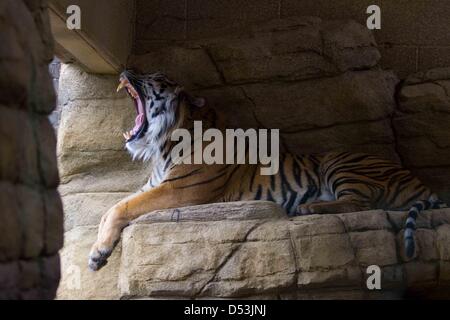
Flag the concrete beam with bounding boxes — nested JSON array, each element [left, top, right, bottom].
[[48, 0, 135, 74]]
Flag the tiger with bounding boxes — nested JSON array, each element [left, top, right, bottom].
[[88, 70, 446, 271]]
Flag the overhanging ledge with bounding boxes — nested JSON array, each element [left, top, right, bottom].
[[48, 0, 135, 74]]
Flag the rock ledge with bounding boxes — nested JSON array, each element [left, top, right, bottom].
[[58, 202, 450, 300]]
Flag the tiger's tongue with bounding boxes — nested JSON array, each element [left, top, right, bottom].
[[132, 98, 145, 135]]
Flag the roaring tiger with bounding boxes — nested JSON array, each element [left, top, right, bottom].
[[88, 71, 446, 271]]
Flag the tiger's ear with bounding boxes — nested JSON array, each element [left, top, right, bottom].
[[178, 89, 206, 108], [188, 96, 206, 108]]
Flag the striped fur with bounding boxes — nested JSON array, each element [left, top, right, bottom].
[[404, 199, 446, 257], [88, 71, 446, 271]]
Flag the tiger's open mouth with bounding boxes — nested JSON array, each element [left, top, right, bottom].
[[117, 78, 148, 142]]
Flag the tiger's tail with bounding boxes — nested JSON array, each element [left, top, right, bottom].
[[404, 195, 447, 258]]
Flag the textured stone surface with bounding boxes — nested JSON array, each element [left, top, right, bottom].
[[135, 0, 450, 80], [57, 98, 135, 153], [394, 67, 450, 203], [295, 233, 355, 270], [0, 182, 22, 262], [59, 163, 148, 195], [57, 204, 450, 300], [108, 203, 450, 298], [0, 0, 62, 299], [419, 47, 450, 73], [63, 192, 132, 232], [188, 0, 280, 40], [56, 85, 151, 191], [58, 64, 126, 104], [241, 70, 396, 131], [57, 227, 121, 300], [297, 267, 362, 289], [16, 185, 45, 259], [337, 210, 391, 232], [321, 20, 380, 72], [57, 64, 152, 235], [130, 47, 223, 89], [379, 45, 418, 80], [350, 230, 397, 266], [37, 116, 60, 188], [44, 189, 64, 255], [0, 107, 39, 185], [282, 117, 399, 161], [133, 201, 286, 224], [132, 18, 381, 86], [56, 64, 150, 181], [206, 19, 379, 83]]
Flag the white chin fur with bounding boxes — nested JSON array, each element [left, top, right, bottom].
[[125, 138, 156, 162], [125, 109, 177, 162]]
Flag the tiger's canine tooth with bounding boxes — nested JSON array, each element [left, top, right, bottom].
[[117, 79, 127, 92]]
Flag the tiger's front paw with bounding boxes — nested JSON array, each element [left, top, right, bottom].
[[296, 203, 315, 215], [88, 243, 113, 271]]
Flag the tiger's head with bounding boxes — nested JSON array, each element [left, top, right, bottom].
[[117, 70, 206, 162]]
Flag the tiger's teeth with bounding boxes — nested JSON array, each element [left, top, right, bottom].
[[117, 79, 127, 93], [123, 130, 136, 141]]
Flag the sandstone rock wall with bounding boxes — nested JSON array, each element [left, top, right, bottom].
[[56, 17, 450, 299], [135, 0, 450, 79], [394, 68, 450, 204], [57, 64, 152, 231], [0, 0, 63, 299]]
